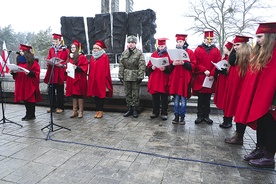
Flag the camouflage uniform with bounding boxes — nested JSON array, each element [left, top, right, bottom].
[[118, 47, 146, 107]]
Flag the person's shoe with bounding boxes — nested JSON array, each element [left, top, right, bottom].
[[179, 117, 185, 125], [224, 132, 243, 145], [249, 157, 275, 168], [204, 117, 213, 124], [150, 114, 158, 119], [24, 116, 36, 121], [132, 107, 138, 118], [21, 115, 28, 121], [219, 122, 232, 128], [161, 115, 168, 120], [47, 108, 56, 113], [94, 111, 99, 118], [96, 111, 103, 118], [56, 108, 64, 114], [244, 147, 265, 161], [70, 111, 78, 118], [123, 107, 133, 117], [172, 115, 179, 124], [195, 117, 203, 124]]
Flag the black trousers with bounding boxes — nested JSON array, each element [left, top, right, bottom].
[[197, 93, 212, 118], [48, 84, 64, 110], [24, 101, 35, 118], [94, 97, 105, 111], [257, 112, 276, 153], [152, 93, 168, 115]]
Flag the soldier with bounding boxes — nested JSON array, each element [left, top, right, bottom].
[[118, 35, 146, 118]]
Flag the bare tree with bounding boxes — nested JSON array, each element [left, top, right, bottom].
[[184, 0, 272, 52]]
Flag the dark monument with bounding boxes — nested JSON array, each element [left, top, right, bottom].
[[60, 9, 156, 63]]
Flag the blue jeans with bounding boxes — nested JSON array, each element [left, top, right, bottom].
[[174, 95, 187, 117]]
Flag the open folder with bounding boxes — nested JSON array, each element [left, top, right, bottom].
[[46, 57, 64, 66], [7, 64, 29, 73]]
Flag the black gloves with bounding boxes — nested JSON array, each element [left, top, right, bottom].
[[183, 62, 192, 71], [75, 66, 83, 73], [27, 71, 36, 78], [215, 68, 227, 75], [120, 79, 124, 84], [137, 79, 142, 84]]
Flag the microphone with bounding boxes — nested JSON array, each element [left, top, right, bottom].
[[8, 50, 19, 54]]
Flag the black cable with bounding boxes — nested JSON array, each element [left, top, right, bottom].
[[1, 128, 275, 174]]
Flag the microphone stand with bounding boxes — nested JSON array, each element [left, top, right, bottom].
[[0, 51, 23, 127], [41, 49, 70, 140]]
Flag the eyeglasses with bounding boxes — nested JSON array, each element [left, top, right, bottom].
[[93, 47, 100, 50], [71, 46, 76, 48]]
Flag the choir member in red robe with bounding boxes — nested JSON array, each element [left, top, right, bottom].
[[169, 34, 196, 125], [193, 30, 221, 125], [87, 40, 113, 119], [214, 41, 233, 128], [147, 38, 172, 121], [224, 35, 252, 145], [234, 22, 276, 168], [11, 44, 42, 121], [44, 33, 69, 114], [65, 40, 88, 118]]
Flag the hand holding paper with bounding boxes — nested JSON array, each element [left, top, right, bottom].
[[212, 60, 228, 70]]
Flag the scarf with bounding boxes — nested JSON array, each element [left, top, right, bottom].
[[92, 49, 105, 60], [18, 56, 26, 63], [157, 47, 167, 56]]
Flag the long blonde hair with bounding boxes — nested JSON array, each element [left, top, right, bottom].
[[250, 33, 276, 72], [236, 42, 252, 77]]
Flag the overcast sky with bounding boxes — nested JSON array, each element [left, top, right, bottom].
[[1, 0, 276, 49]]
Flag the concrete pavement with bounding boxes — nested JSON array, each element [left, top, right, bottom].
[[0, 104, 276, 184]]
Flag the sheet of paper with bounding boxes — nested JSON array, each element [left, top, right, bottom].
[[46, 57, 64, 66], [211, 60, 228, 70], [150, 57, 169, 67], [67, 62, 75, 79], [7, 64, 30, 73], [202, 76, 214, 88], [167, 49, 190, 61]]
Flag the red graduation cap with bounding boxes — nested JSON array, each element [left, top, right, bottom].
[[175, 34, 188, 41], [95, 40, 106, 49], [233, 35, 252, 43], [225, 41, 233, 50], [72, 39, 81, 48], [256, 22, 276, 34], [157, 38, 169, 45], [52, 33, 63, 40], [204, 30, 214, 38], [19, 44, 32, 52]]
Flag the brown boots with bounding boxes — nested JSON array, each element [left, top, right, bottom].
[[70, 98, 78, 118], [70, 98, 84, 118], [225, 132, 243, 145]]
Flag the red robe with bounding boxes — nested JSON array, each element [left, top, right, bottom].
[[222, 65, 244, 117], [169, 48, 196, 98], [147, 52, 172, 94], [214, 55, 229, 109], [87, 54, 113, 98], [65, 54, 88, 96], [44, 46, 69, 85], [13, 61, 42, 103], [192, 44, 221, 94], [234, 44, 276, 129]]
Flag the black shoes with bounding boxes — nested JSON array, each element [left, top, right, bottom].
[[123, 107, 133, 117], [161, 115, 168, 120], [22, 115, 36, 121], [204, 117, 213, 124], [195, 117, 203, 124], [244, 147, 265, 161], [179, 117, 185, 125], [150, 114, 158, 119], [172, 115, 179, 124]]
